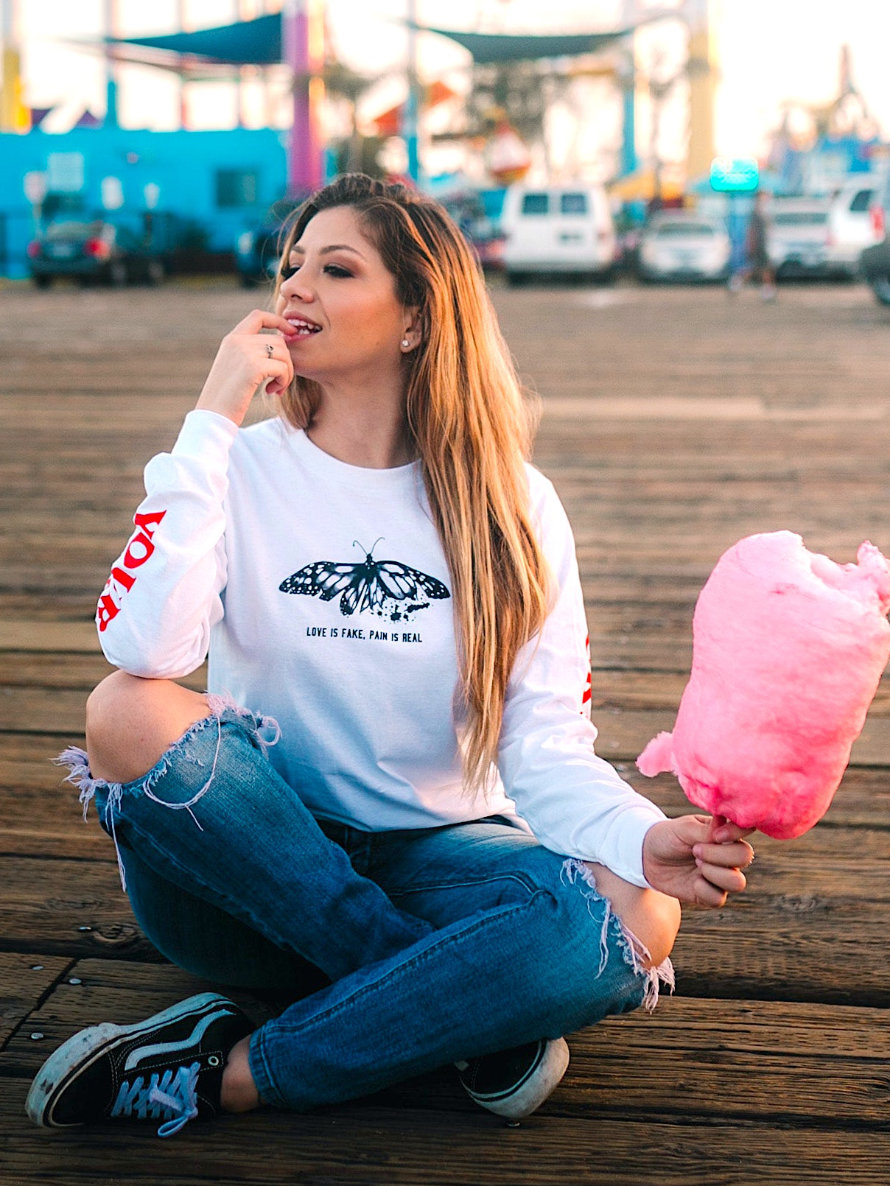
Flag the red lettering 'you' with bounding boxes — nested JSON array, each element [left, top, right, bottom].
[[96, 509, 167, 632], [133, 510, 166, 534]]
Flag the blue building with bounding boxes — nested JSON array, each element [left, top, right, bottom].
[[0, 125, 288, 278]]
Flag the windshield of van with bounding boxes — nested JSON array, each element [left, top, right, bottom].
[[521, 194, 549, 215], [560, 193, 588, 215]]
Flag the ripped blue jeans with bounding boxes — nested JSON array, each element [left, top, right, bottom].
[[59, 699, 672, 1112]]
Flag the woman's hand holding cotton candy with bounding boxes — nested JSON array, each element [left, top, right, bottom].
[[643, 816, 755, 907], [637, 532, 890, 839]]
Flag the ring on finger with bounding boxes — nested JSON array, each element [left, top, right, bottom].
[[265, 342, 274, 359]]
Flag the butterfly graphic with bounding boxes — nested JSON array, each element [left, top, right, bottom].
[[279, 538, 450, 622]]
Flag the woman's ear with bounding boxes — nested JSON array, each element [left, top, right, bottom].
[[400, 307, 425, 353]]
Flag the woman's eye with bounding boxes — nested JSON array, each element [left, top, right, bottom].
[[279, 262, 351, 281]]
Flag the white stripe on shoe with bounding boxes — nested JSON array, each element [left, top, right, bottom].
[[124, 1009, 239, 1071]]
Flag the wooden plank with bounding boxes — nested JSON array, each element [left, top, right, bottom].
[[0, 733, 82, 782], [0, 830, 111, 861], [592, 668, 890, 713], [0, 595, 99, 621], [0, 857, 155, 961], [590, 706, 890, 767], [0, 656, 204, 693], [3, 1100, 889, 1186], [0, 688, 89, 734], [0, 953, 72, 1048], [0, 669, 205, 734], [0, 653, 115, 688], [0, 622, 101, 654]]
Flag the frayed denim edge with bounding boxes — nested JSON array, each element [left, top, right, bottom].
[[54, 692, 281, 893], [560, 858, 675, 1013]]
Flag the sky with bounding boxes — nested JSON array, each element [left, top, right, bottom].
[[5, 0, 890, 168]]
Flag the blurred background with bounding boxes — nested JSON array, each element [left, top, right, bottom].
[[2, 0, 890, 301]]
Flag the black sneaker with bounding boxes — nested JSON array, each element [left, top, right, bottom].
[[26, 992, 252, 1138], [456, 1037, 570, 1122]]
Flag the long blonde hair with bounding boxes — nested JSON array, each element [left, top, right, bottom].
[[276, 174, 549, 789]]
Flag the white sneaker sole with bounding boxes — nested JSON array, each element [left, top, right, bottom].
[[464, 1037, 570, 1121]]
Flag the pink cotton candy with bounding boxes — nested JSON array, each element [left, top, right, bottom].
[[636, 532, 890, 838]]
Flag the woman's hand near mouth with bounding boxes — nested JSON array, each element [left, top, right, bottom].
[[196, 310, 298, 426]]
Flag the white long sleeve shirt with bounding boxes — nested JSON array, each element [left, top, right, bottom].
[[96, 410, 665, 887]]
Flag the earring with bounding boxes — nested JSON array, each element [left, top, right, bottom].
[[401, 339, 410, 349]]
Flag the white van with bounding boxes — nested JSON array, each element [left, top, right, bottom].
[[500, 185, 617, 283]]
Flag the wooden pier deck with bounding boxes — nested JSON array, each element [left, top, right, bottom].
[[3, 277, 890, 1184]]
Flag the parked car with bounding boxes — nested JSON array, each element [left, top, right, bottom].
[[235, 199, 300, 287], [860, 170, 890, 305], [500, 185, 617, 284], [826, 176, 881, 278], [767, 198, 832, 279], [636, 211, 731, 282], [27, 216, 166, 287]]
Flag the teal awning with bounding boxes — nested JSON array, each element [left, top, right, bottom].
[[419, 26, 637, 64], [109, 13, 282, 67]]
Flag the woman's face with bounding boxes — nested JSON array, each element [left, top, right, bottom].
[[275, 205, 417, 388]]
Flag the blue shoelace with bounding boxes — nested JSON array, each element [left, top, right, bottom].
[[110, 1062, 201, 1137]]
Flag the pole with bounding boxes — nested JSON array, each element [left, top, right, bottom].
[[259, 0, 277, 130], [620, 49, 637, 178], [104, 0, 119, 128], [176, 0, 189, 129], [618, 0, 637, 178], [0, 0, 21, 132], [284, 0, 324, 196], [403, 0, 420, 184], [237, 0, 251, 130], [685, 0, 715, 181]]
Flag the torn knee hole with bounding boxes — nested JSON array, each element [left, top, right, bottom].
[[560, 857, 675, 1012]]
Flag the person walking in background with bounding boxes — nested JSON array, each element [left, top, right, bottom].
[[743, 190, 777, 300], [26, 174, 753, 1139]]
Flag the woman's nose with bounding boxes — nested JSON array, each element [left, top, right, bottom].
[[280, 267, 314, 301]]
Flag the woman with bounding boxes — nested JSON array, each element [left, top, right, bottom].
[[28, 175, 752, 1137]]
